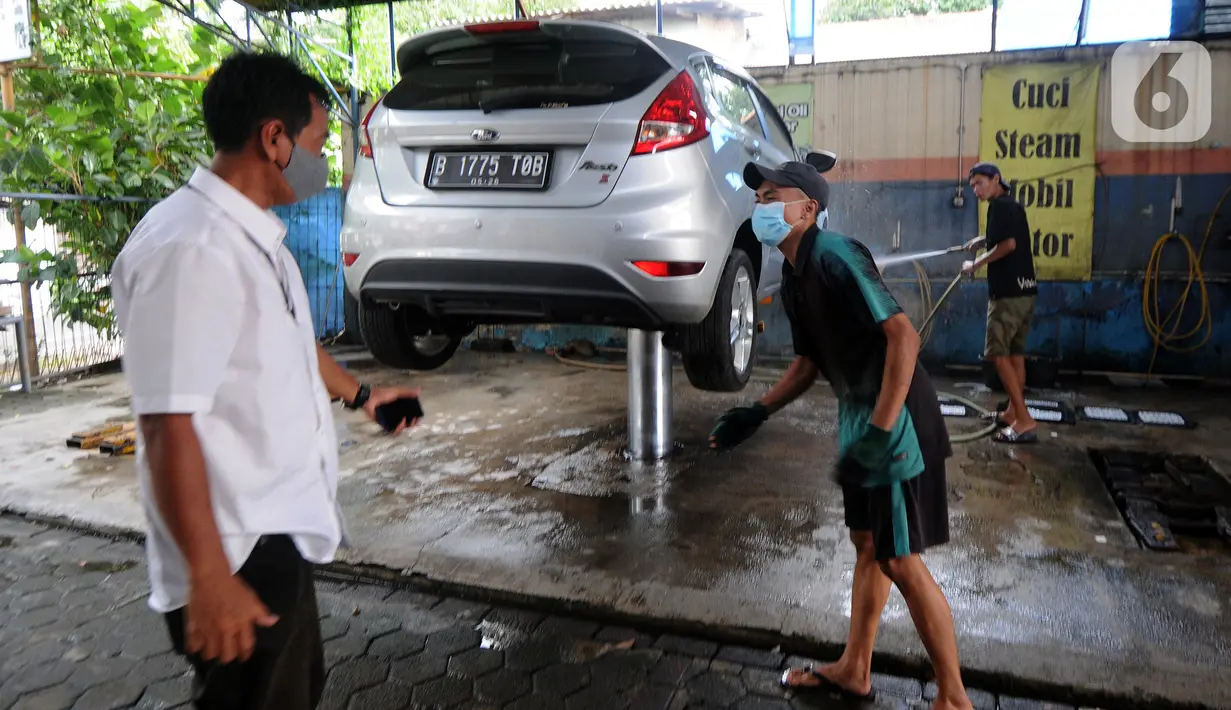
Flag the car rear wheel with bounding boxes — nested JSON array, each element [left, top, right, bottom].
[[340, 289, 364, 346], [680, 249, 757, 392], [358, 301, 465, 371]]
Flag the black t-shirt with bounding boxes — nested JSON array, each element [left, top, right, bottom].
[[781, 226, 953, 477], [985, 194, 1038, 300]]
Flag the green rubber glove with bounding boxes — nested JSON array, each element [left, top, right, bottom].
[[709, 403, 769, 451], [835, 425, 894, 486]]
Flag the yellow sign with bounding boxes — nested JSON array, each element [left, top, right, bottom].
[[978, 62, 1101, 281]]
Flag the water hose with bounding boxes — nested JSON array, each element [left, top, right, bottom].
[[1142, 182, 1230, 374], [552, 262, 998, 443], [916, 270, 999, 443]]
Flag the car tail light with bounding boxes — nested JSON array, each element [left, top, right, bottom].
[[342, 252, 359, 267], [632, 71, 709, 156], [359, 100, 380, 159], [633, 261, 705, 278], [465, 20, 540, 34]]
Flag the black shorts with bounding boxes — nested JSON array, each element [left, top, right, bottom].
[[164, 535, 325, 710], [843, 456, 950, 561]]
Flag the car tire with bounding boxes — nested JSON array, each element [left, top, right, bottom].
[[339, 289, 364, 346], [358, 301, 464, 371], [680, 249, 758, 392]]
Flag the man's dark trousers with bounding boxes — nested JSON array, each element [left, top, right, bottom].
[[163, 536, 325, 710]]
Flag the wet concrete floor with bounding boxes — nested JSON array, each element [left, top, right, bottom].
[[0, 352, 1229, 707]]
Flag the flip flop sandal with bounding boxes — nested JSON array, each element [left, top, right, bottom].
[[994, 426, 1038, 444], [780, 666, 877, 702]]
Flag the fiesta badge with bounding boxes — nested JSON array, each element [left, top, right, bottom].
[[471, 128, 499, 142]]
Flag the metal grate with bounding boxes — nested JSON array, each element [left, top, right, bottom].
[[1208, 0, 1231, 34], [0, 216, 124, 388], [1089, 448, 1231, 552]]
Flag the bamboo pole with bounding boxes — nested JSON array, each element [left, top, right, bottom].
[[1, 64, 41, 378], [11, 62, 210, 82]]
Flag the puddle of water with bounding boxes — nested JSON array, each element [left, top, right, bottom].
[[476, 618, 636, 662], [79, 560, 137, 573]]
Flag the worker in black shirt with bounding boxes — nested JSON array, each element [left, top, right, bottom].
[[710, 161, 971, 710], [962, 162, 1039, 444]]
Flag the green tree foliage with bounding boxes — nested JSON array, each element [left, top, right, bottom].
[[0, 0, 222, 332], [822, 0, 991, 23]]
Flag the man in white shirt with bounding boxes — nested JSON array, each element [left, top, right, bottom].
[[111, 51, 420, 710]]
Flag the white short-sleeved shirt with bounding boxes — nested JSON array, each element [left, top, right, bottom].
[[112, 167, 346, 613]]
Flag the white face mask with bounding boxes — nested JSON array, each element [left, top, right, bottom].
[[278, 140, 329, 203]]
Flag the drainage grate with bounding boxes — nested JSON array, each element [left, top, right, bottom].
[[1089, 448, 1231, 552]]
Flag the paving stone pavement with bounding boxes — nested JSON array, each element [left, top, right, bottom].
[[0, 516, 1078, 710]]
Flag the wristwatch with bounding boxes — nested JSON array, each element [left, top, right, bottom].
[[345, 383, 371, 410]]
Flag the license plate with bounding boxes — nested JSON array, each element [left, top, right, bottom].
[[426, 151, 552, 190]]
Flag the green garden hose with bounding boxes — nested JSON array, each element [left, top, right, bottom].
[[918, 271, 998, 443]]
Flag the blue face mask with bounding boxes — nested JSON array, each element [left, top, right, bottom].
[[751, 200, 808, 247]]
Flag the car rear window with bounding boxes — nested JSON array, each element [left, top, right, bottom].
[[385, 24, 671, 112]]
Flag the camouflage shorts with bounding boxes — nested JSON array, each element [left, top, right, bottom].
[[985, 296, 1035, 357]]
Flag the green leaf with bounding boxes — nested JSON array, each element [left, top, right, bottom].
[[151, 172, 176, 191], [122, 173, 143, 189], [134, 101, 156, 123], [0, 111, 26, 130], [20, 202, 40, 227]]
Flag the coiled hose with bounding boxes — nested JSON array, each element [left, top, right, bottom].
[[1142, 183, 1230, 374], [553, 260, 998, 444]]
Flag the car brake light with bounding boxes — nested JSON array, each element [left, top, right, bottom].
[[342, 252, 359, 267], [465, 21, 540, 34], [633, 261, 705, 278], [359, 100, 380, 159], [632, 71, 710, 156]]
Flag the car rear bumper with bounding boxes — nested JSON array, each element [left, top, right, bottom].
[[361, 259, 665, 328], [341, 153, 738, 326]]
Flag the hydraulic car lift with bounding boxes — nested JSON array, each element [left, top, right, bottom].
[[626, 329, 673, 461]]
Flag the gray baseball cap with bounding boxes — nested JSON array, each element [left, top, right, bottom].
[[743, 161, 829, 210]]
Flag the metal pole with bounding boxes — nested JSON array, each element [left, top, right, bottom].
[[627, 329, 673, 461], [347, 8, 360, 168], [388, 1, 397, 79], [6, 317, 33, 393], [1, 65, 39, 379], [1076, 0, 1092, 45], [990, 0, 999, 52], [655, 0, 664, 34]]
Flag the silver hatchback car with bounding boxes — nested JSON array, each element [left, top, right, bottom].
[[341, 19, 834, 391]]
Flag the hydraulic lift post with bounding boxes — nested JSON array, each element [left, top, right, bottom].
[[626, 329, 673, 461]]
